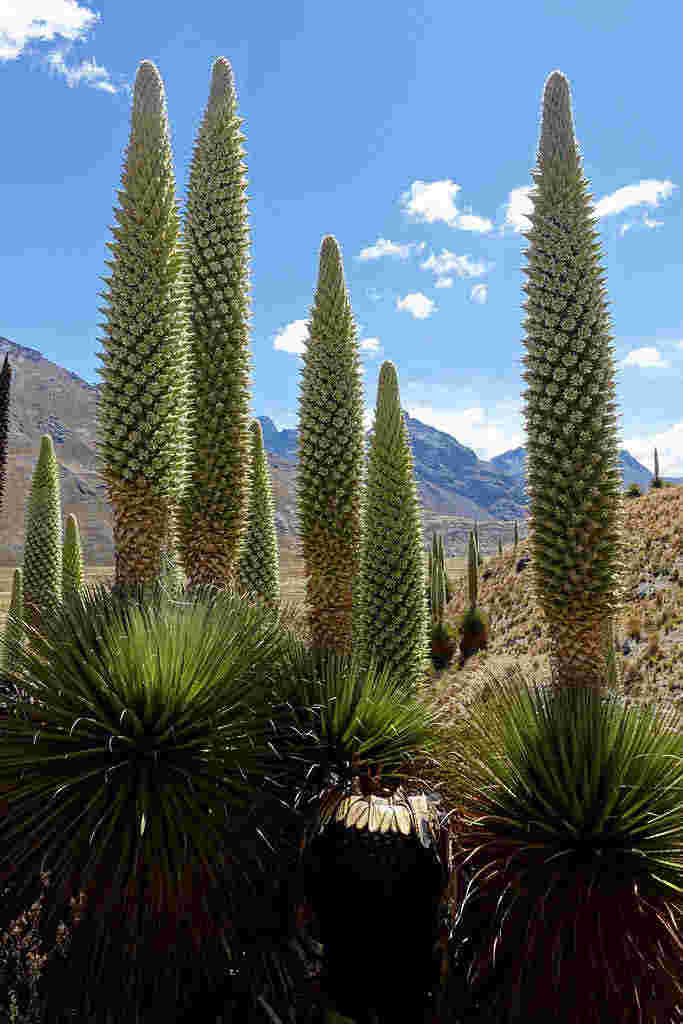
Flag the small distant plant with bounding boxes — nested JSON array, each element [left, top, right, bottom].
[[458, 530, 489, 663], [0, 353, 11, 522], [651, 447, 663, 489], [427, 533, 456, 670], [626, 482, 643, 498]]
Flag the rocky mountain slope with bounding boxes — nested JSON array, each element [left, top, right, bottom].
[[0, 336, 673, 565]]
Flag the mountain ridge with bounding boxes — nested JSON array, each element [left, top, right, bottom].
[[0, 336, 677, 565]]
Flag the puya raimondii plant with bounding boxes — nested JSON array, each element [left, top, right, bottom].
[[0, 567, 23, 681], [0, 353, 11, 521], [427, 532, 450, 624], [22, 435, 62, 633], [176, 57, 255, 591], [427, 533, 456, 671], [62, 513, 84, 603], [296, 235, 366, 657], [438, 70, 681, 1024], [353, 363, 430, 690], [95, 60, 189, 593], [651, 445, 663, 489], [519, 69, 628, 691], [236, 418, 281, 607]]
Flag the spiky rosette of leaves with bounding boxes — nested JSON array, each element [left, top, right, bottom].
[[236, 419, 281, 606], [23, 435, 62, 632], [519, 69, 628, 690], [94, 60, 189, 590], [0, 581, 324, 1024], [437, 661, 683, 1024], [176, 57, 255, 590], [353, 364, 429, 691], [296, 235, 366, 656], [0, 568, 23, 681], [62, 513, 84, 602], [0, 353, 11, 520]]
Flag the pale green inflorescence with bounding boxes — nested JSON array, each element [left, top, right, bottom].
[[519, 69, 628, 690], [0, 353, 11, 521], [354, 363, 430, 690], [95, 60, 189, 590], [296, 235, 366, 657], [467, 530, 478, 609], [236, 419, 281, 605], [176, 56, 255, 591], [62, 513, 85, 601], [1, 567, 23, 675], [23, 435, 63, 631], [429, 532, 447, 625]]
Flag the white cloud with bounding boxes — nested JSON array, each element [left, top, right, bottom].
[[500, 185, 535, 234], [358, 238, 418, 261], [620, 347, 671, 370], [400, 180, 494, 232], [623, 422, 683, 477], [44, 47, 117, 92], [359, 337, 382, 357], [470, 284, 488, 304], [0, 1, 126, 94], [273, 319, 383, 360], [501, 178, 677, 235], [420, 249, 493, 280], [435, 277, 453, 289], [592, 180, 677, 219], [396, 293, 437, 319], [273, 319, 309, 356]]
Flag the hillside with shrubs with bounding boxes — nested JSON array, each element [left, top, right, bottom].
[[424, 482, 683, 727]]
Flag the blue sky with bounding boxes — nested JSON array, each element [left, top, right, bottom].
[[2, 0, 682, 476]]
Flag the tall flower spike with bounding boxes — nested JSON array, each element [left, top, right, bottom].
[[0, 354, 11, 521], [62, 513, 85, 601], [354, 365, 430, 690], [0, 567, 23, 676], [95, 60, 189, 590], [520, 69, 628, 690], [23, 435, 63, 631], [296, 235, 366, 656], [236, 419, 281, 607], [177, 56, 255, 590]]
